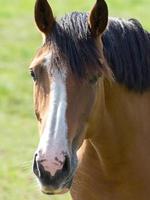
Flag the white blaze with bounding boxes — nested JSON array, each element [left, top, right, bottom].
[[37, 68, 68, 176]]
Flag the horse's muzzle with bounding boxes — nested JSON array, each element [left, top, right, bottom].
[[33, 153, 75, 194]]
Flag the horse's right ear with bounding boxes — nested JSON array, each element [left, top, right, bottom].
[[89, 0, 108, 37], [34, 0, 55, 35]]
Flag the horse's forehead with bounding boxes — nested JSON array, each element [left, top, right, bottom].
[[29, 47, 51, 69]]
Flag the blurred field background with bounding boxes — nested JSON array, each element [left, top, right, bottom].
[[0, 0, 149, 200]]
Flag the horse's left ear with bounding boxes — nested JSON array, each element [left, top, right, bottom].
[[89, 0, 108, 37], [34, 0, 55, 35]]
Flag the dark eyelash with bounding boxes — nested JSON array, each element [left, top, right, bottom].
[[30, 69, 37, 81]]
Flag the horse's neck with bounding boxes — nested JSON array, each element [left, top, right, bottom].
[[71, 139, 112, 200], [72, 79, 150, 200]]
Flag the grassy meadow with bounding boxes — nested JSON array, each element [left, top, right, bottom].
[[0, 0, 149, 200]]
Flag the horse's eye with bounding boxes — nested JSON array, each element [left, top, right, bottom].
[[89, 74, 100, 84], [30, 69, 37, 81]]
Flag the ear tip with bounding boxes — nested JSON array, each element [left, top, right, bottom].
[[35, 0, 48, 3], [97, 0, 106, 3], [96, 0, 108, 8], [35, 0, 51, 9]]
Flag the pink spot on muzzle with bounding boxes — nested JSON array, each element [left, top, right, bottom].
[[36, 151, 67, 177]]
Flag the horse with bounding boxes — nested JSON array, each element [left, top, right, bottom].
[[29, 0, 150, 199]]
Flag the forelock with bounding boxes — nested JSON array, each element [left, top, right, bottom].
[[45, 12, 104, 79]]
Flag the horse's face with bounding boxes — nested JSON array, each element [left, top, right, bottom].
[[30, 0, 108, 195], [30, 45, 97, 194]]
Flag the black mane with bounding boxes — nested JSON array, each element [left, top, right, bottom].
[[103, 18, 150, 91], [48, 12, 102, 78], [49, 12, 150, 92]]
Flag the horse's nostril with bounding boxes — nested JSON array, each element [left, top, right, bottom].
[[33, 153, 44, 178], [33, 154, 39, 176], [63, 156, 70, 174]]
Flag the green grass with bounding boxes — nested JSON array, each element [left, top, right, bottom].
[[0, 0, 149, 200]]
